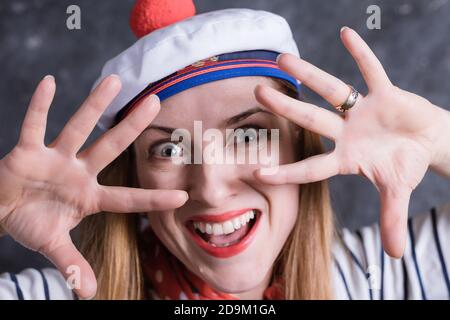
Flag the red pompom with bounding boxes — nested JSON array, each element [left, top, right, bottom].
[[130, 0, 196, 38]]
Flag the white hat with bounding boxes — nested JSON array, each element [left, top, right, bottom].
[[94, 0, 300, 131]]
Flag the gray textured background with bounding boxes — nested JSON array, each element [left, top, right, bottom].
[[1, 0, 450, 273]]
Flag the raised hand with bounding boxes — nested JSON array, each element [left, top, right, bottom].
[[254, 27, 450, 258], [0, 75, 188, 299]]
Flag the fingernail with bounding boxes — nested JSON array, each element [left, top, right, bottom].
[[43, 75, 54, 81], [79, 294, 95, 300], [142, 94, 158, 105], [150, 94, 160, 104], [340, 26, 349, 33], [276, 53, 283, 64]]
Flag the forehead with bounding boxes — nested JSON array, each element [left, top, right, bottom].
[[151, 76, 279, 129]]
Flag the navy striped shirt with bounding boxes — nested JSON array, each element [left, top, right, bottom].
[[333, 202, 450, 299], [1, 203, 449, 300]]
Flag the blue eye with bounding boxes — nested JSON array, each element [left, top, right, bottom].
[[151, 142, 183, 158]]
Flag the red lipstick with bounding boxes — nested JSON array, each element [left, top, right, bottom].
[[186, 209, 261, 258]]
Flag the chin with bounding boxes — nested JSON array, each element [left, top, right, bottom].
[[196, 258, 273, 295]]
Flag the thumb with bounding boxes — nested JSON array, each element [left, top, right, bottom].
[[379, 186, 412, 259], [40, 234, 97, 299]]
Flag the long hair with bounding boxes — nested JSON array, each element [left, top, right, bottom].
[[79, 78, 335, 299]]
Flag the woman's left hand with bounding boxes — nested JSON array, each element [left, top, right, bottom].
[[254, 27, 450, 258]]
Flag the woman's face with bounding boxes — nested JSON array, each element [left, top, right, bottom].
[[133, 76, 300, 297]]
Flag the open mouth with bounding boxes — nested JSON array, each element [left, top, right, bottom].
[[186, 208, 261, 258]]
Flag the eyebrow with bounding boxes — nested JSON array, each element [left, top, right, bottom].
[[144, 107, 274, 134], [144, 125, 176, 135], [225, 107, 274, 126]]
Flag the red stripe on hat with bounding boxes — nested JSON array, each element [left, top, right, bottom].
[[150, 58, 277, 92]]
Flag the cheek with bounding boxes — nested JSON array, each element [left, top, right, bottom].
[[147, 213, 171, 234], [267, 184, 299, 226], [134, 141, 187, 189], [135, 159, 187, 190], [146, 211, 185, 251]]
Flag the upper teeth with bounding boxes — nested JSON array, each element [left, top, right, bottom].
[[193, 210, 256, 236]]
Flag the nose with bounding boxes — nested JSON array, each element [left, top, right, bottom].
[[187, 162, 238, 208]]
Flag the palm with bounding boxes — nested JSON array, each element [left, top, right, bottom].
[[0, 147, 95, 251], [336, 87, 435, 191], [0, 75, 188, 299], [255, 28, 447, 258]]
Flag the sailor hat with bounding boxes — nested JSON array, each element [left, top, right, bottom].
[[94, 0, 301, 131]]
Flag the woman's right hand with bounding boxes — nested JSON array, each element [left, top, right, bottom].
[[0, 75, 188, 299]]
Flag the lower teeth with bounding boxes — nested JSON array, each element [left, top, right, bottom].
[[209, 241, 235, 248]]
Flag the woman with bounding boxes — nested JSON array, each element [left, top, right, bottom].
[[0, 3, 449, 300]]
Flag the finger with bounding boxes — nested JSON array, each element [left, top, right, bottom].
[[52, 75, 122, 155], [96, 187, 188, 213], [276, 53, 354, 109], [340, 27, 392, 91], [255, 85, 343, 140], [19, 75, 56, 147], [379, 186, 411, 258], [80, 94, 160, 174], [40, 234, 97, 299], [254, 152, 339, 184]]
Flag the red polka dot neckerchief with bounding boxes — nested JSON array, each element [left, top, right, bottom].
[[140, 228, 284, 300]]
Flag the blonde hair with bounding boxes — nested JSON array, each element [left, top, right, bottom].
[[79, 79, 335, 299]]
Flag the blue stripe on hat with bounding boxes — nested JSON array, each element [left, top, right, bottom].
[[156, 66, 301, 102]]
